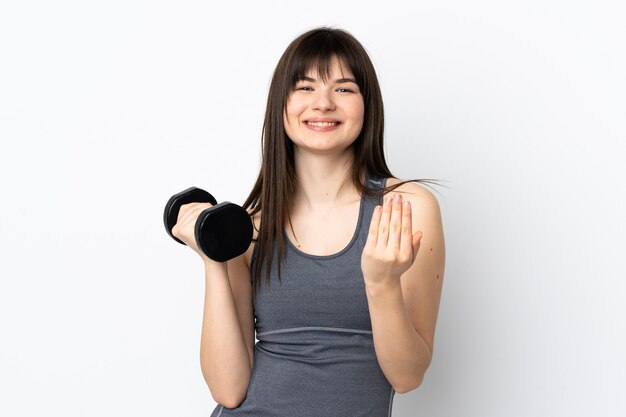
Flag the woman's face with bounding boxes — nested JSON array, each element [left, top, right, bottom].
[[283, 56, 364, 155]]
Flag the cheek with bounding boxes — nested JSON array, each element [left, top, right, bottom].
[[284, 101, 297, 124], [283, 113, 293, 139], [283, 108, 299, 139], [284, 102, 301, 125], [351, 101, 365, 127]]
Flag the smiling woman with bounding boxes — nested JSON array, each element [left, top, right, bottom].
[[185, 26, 447, 417], [283, 55, 365, 156]]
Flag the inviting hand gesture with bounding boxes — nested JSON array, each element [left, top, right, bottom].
[[361, 194, 423, 287]]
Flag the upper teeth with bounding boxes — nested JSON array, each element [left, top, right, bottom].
[[307, 121, 338, 126]]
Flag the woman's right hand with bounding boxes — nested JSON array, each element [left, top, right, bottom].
[[171, 202, 215, 264]]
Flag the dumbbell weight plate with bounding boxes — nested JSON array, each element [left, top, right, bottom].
[[195, 202, 253, 262], [164, 187, 218, 245]]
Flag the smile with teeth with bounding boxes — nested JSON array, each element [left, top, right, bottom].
[[306, 121, 339, 126]]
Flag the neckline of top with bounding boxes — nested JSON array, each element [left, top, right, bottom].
[[282, 171, 377, 260]]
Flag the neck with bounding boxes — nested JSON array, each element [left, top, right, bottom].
[[292, 149, 361, 211]]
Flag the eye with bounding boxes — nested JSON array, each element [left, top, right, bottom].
[[295, 85, 313, 91], [336, 88, 354, 93]]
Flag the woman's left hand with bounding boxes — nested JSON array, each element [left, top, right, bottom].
[[361, 194, 423, 287]]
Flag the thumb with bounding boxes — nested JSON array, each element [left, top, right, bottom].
[[411, 231, 423, 263]]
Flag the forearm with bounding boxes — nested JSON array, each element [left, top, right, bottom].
[[199, 261, 251, 408], [365, 280, 432, 393]]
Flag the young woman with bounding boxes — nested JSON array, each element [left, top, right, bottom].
[[172, 26, 445, 417]]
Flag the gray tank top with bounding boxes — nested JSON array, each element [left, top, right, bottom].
[[210, 171, 394, 417]]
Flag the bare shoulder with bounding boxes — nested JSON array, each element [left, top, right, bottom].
[[384, 177, 441, 213]]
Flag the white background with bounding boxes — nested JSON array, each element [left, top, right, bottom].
[[1, 1, 625, 416]]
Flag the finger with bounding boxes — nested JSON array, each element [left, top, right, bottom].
[[179, 202, 210, 226], [177, 203, 199, 225], [365, 204, 382, 249], [377, 196, 393, 248], [412, 231, 423, 264], [389, 195, 403, 250], [400, 199, 413, 256]]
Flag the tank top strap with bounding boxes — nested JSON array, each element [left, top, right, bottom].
[[356, 171, 388, 245], [364, 170, 387, 195], [362, 170, 387, 209]]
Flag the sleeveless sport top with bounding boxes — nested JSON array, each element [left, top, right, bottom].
[[210, 171, 394, 417]]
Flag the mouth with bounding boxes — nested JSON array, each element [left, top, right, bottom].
[[305, 120, 341, 127]]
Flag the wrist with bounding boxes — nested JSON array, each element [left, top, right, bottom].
[[364, 277, 402, 297], [204, 258, 228, 273]]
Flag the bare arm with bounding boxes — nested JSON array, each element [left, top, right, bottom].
[[171, 201, 256, 408], [172, 202, 254, 408], [199, 258, 254, 409], [362, 184, 445, 393]]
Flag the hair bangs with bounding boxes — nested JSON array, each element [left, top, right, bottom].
[[287, 33, 363, 90]]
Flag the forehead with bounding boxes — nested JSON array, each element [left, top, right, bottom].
[[301, 55, 354, 80]]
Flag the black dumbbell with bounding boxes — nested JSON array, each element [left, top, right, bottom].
[[164, 187, 253, 262]]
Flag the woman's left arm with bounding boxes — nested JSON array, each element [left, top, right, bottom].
[[361, 183, 446, 394]]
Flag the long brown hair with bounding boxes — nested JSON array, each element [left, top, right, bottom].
[[242, 26, 443, 297]]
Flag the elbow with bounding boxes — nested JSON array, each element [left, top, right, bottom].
[[202, 358, 252, 410], [214, 392, 246, 410], [393, 377, 423, 394], [208, 376, 249, 410], [393, 372, 426, 394], [394, 350, 433, 393]]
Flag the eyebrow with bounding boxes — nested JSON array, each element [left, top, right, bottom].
[[298, 76, 357, 84]]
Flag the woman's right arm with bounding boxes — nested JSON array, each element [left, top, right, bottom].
[[200, 258, 254, 409], [171, 202, 255, 409]]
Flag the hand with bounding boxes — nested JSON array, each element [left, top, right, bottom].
[[172, 202, 215, 263], [361, 194, 423, 287]]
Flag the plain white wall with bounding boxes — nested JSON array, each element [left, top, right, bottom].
[[1, 1, 624, 416]]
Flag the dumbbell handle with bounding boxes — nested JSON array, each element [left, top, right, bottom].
[[164, 187, 253, 262], [163, 187, 217, 245]]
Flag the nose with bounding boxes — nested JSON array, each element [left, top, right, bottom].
[[311, 88, 336, 112]]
